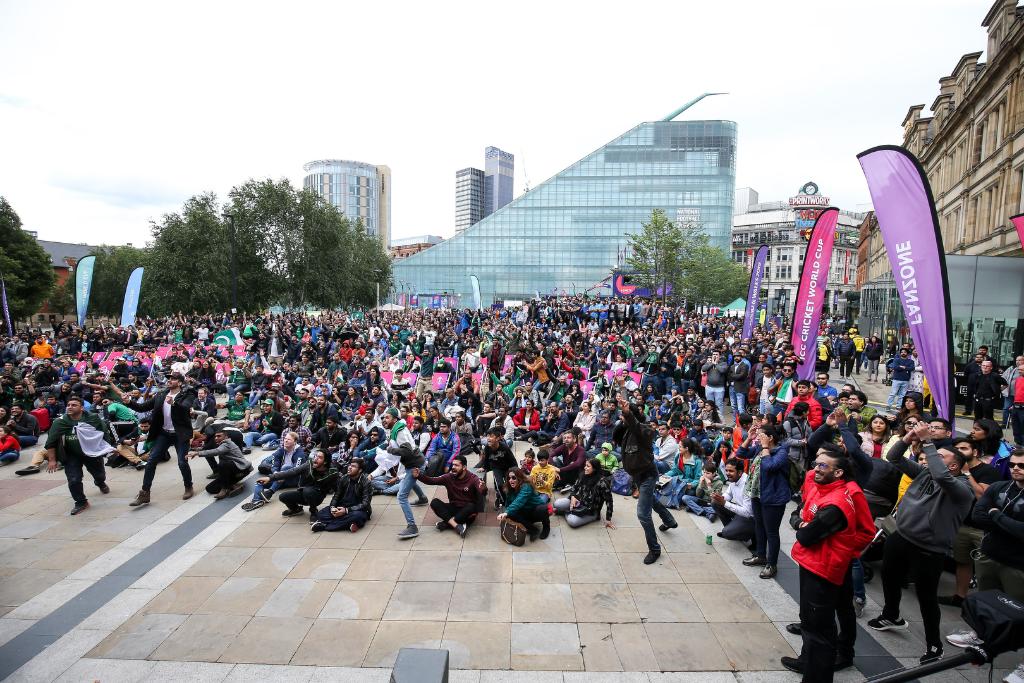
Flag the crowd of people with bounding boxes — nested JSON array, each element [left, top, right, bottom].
[[2, 297, 1023, 683]]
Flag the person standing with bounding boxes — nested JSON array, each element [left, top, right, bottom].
[[1008, 356, 1024, 447], [885, 349, 916, 412], [972, 360, 1007, 421], [868, 422, 974, 664], [42, 396, 110, 515], [118, 372, 198, 506], [781, 445, 875, 681], [614, 397, 677, 565], [380, 407, 427, 540]]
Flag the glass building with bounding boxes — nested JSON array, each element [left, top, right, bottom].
[[302, 159, 391, 245], [455, 167, 485, 232], [484, 146, 514, 216], [393, 118, 738, 305]]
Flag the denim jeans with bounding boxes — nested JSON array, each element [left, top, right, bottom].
[[16, 435, 38, 448], [851, 557, 866, 601], [372, 475, 401, 495], [397, 468, 425, 527], [705, 386, 726, 416], [886, 379, 909, 409], [752, 500, 787, 565], [655, 459, 672, 474], [141, 431, 193, 491], [226, 382, 249, 397], [635, 473, 675, 553], [0, 449, 19, 464], [681, 494, 715, 518], [244, 432, 278, 449], [730, 387, 747, 415]]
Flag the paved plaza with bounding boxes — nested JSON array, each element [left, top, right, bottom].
[[0, 439, 1018, 682]]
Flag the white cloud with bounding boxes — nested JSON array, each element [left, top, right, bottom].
[[0, 0, 988, 245]]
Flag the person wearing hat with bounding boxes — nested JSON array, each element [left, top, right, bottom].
[[244, 399, 285, 451], [111, 372, 199, 506], [594, 442, 619, 477], [380, 406, 427, 539]]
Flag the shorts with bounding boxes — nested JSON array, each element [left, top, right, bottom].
[[952, 524, 985, 565]]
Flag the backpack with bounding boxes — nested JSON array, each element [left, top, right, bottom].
[[424, 450, 446, 478], [610, 468, 633, 496], [655, 476, 687, 509], [787, 460, 803, 494]]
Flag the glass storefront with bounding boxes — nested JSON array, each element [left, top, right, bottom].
[[857, 254, 1024, 368], [392, 120, 738, 304]]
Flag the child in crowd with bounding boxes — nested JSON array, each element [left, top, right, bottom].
[[529, 448, 558, 503]]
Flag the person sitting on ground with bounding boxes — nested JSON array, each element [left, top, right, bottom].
[[594, 442, 619, 476], [247, 432, 305, 510], [498, 467, 550, 541], [553, 458, 615, 529], [367, 446, 408, 495], [311, 458, 373, 532], [549, 430, 586, 491], [680, 459, 725, 521], [712, 457, 755, 543], [654, 422, 679, 474], [664, 437, 703, 494], [0, 424, 21, 465], [255, 448, 338, 520], [186, 431, 252, 499], [520, 448, 536, 474], [415, 454, 486, 537], [478, 427, 518, 508], [529, 448, 559, 503]]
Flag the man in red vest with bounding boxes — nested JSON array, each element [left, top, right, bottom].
[[782, 443, 875, 682]]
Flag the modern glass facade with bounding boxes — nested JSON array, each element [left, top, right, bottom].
[[393, 119, 738, 305], [483, 146, 514, 216], [857, 254, 1024, 369], [302, 159, 391, 244], [455, 167, 485, 232]]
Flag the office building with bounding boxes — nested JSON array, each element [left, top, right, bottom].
[[731, 183, 864, 318], [484, 146, 514, 216], [455, 167, 485, 232], [393, 110, 737, 305], [302, 159, 391, 245]]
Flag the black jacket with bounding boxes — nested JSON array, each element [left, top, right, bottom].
[[269, 460, 339, 495], [330, 472, 373, 516], [128, 386, 197, 438], [614, 408, 657, 481]]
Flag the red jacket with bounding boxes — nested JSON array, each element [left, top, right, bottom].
[[513, 408, 540, 431], [791, 472, 875, 585], [785, 394, 823, 429], [0, 434, 20, 453]]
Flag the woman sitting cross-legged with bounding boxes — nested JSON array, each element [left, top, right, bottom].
[[553, 458, 615, 529], [498, 467, 551, 541]]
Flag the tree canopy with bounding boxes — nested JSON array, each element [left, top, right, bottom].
[[626, 208, 750, 307], [0, 197, 55, 321]]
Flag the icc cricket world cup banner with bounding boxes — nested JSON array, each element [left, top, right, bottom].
[[120, 267, 144, 328], [742, 245, 768, 339], [790, 208, 838, 380], [75, 255, 96, 328], [859, 145, 954, 422]]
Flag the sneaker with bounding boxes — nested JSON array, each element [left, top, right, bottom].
[[281, 507, 305, 517], [759, 565, 777, 579], [435, 521, 448, 532], [456, 523, 467, 538], [946, 629, 984, 648], [242, 447, 252, 455], [920, 645, 943, 664], [937, 594, 964, 608], [262, 443, 278, 451], [397, 525, 419, 540], [241, 500, 265, 511], [310, 521, 326, 532], [643, 550, 661, 565], [349, 523, 360, 533], [560, 485, 573, 494], [742, 555, 767, 567], [134, 461, 147, 471], [411, 497, 428, 507], [70, 501, 89, 516], [97, 483, 110, 494], [867, 616, 909, 631], [780, 656, 804, 674], [854, 597, 866, 617], [785, 623, 802, 636], [15, 465, 39, 476], [658, 520, 678, 532], [1003, 663, 1024, 683]]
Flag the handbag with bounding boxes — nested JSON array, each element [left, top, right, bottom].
[[500, 517, 527, 546]]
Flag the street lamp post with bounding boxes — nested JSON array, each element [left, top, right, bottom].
[[222, 212, 237, 313]]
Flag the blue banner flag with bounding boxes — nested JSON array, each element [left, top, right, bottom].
[[120, 267, 144, 328], [75, 255, 96, 327]]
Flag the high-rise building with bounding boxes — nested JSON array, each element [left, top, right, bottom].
[[454, 167, 485, 232], [302, 159, 391, 245], [483, 146, 514, 216], [394, 114, 737, 305]]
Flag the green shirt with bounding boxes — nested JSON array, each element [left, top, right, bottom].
[[44, 411, 105, 461], [105, 402, 139, 423], [226, 400, 247, 421]]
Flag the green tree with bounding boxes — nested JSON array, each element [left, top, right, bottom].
[[48, 278, 75, 317], [676, 239, 750, 307], [87, 245, 148, 317], [626, 209, 683, 300], [0, 196, 55, 322]]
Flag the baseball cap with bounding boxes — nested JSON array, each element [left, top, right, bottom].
[[262, 398, 274, 405]]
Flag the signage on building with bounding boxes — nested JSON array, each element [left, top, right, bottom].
[[676, 208, 700, 224], [789, 181, 831, 207]]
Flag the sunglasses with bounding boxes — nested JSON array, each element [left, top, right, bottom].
[[1009, 462, 1024, 470]]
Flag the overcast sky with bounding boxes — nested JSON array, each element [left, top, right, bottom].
[[0, 0, 989, 246]]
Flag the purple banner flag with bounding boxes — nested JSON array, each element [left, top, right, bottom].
[[790, 208, 838, 380], [742, 245, 768, 339], [859, 146, 954, 422], [0, 277, 12, 336]]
